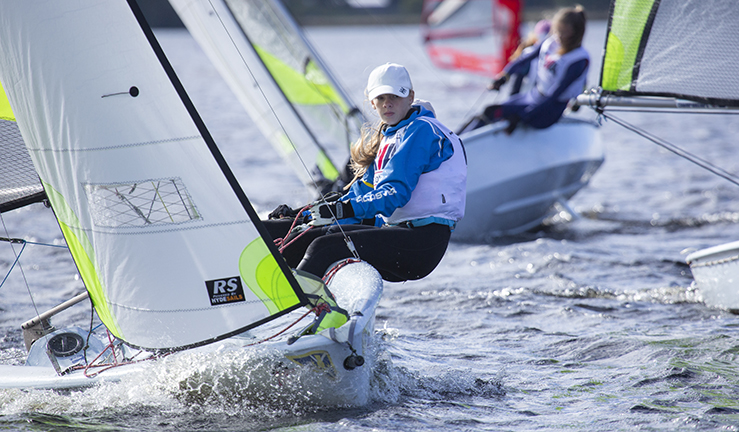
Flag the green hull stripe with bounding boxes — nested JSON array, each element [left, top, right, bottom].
[[239, 237, 300, 315]]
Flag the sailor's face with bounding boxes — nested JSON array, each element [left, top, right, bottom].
[[372, 92, 414, 126]]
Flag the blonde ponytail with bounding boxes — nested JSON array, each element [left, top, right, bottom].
[[347, 123, 384, 188]]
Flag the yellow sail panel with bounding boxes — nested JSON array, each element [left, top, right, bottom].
[[254, 45, 347, 110], [42, 181, 122, 338], [239, 238, 299, 314], [601, 0, 656, 92], [316, 150, 340, 182], [0, 80, 14, 121]]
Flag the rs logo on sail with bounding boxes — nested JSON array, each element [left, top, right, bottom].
[[205, 276, 246, 306]]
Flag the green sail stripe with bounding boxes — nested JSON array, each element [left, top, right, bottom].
[[276, 131, 296, 155], [254, 45, 348, 111], [601, 0, 657, 92], [316, 150, 339, 182], [239, 237, 300, 315], [0, 79, 15, 121], [42, 181, 122, 338]]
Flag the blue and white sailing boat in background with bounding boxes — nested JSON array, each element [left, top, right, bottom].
[[418, 0, 604, 240], [574, 0, 739, 310], [0, 0, 382, 406]]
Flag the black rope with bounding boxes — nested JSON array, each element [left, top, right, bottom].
[[602, 112, 739, 188], [85, 296, 95, 365]]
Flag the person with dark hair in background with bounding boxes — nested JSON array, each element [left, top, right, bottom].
[[464, 5, 589, 134]]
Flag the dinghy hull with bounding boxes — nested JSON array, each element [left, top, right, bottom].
[[687, 241, 739, 311], [454, 117, 603, 241], [0, 262, 382, 407]]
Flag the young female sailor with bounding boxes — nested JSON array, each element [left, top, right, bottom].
[[265, 63, 466, 282], [475, 5, 589, 133]]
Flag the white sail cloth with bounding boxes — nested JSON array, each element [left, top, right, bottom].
[[0, 1, 304, 350]]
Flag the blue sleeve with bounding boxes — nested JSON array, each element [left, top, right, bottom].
[[520, 58, 589, 122], [342, 170, 374, 201], [347, 120, 454, 219], [503, 41, 542, 76], [335, 171, 374, 225]]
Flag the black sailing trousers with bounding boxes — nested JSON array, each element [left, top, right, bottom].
[[263, 219, 451, 282]]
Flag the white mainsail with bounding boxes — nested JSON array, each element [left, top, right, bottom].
[[169, 0, 362, 192], [0, 0, 309, 350]]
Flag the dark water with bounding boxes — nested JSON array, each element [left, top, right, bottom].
[[3, 22, 739, 431]]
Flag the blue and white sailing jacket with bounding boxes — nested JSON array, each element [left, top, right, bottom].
[[342, 105, 466, 228], [534, 36, 590, 103], [502, 36, 589, 128]]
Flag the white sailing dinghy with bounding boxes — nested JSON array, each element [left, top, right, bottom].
[[420, 0, 604, 240], [573, 0, 739, 310], [0, 0, 382, 407], [169, 0, 603, 242], [454, 118, 603, 239]]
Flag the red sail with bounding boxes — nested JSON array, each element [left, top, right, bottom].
[[421, 0, 521, 77]]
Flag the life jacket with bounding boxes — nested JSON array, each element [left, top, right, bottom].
[[536, 37, 589, 102], [379, 116, 467, 226]]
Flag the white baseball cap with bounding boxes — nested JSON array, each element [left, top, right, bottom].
[[366, 63, 413, 101]]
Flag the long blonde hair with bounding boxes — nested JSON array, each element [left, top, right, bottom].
[[347, 122, 384, 187]]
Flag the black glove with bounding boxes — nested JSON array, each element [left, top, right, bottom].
[[309, 201, 355, 226], [268, 204, 299, 219], [505, 116, 520, 135], [488, 75, 508, 91]]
